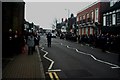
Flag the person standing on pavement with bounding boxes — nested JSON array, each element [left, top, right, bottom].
[[27, 32, 35, 55], [46, 32, 52, 47], [34, 32, 40, 50]]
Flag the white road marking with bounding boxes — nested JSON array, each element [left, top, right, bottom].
[[106, 51, 111, 53], [111, 67, 120, 69], [90, 55, 97, 60], [96, 59, 120, 68], [41, 47, 54, 70], [41, 41, 120, 69], [60, 43, 120, 69], [67, 46, 70, 48], [48, 69, 61, 72], [91, 47, 94, 49], [44, 43, 60, 45], [40, 46, 62, 71], [72, 48, 76, 50]]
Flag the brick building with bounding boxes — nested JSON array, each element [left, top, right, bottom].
[[77, 1, 110, 36], [102, 0, 120, 35]]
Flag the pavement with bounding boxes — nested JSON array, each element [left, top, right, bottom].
[[2, 46, 45, 80]]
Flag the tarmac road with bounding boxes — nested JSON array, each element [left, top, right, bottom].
[[39, 35, 120, 80]]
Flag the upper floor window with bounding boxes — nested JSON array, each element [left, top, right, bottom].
[[83, 15, 85, 20], [103, 16, 106, 26], [77, 17, 79, 22], [117, 12, 120, 25], [112, 14, 116, 25], [80, 16, 82, 21], [109, 15, 112, 26], [91, 11, 94, 19], [87, 13, 89, 18], [95, 8, 99, 22]]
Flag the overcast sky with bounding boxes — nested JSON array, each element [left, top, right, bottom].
[[24, 0, 98, 29]]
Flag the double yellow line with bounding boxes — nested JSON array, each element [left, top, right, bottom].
[[48, 72, 60, 80]]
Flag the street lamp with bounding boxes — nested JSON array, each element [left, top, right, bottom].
[[65, 9, 70, 19], [65, 9, 70, 32]]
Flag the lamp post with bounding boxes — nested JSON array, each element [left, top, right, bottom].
[[65, 9, 70, 19], [65, 9, 70, 32]]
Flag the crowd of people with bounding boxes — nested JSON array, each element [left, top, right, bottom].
[[24, 31, 40, 55], [4, 28, 55, 58], [4, 28, 120, 58], [62, 32, 120, 53], [3, 29, 41, 57], [23, 31, 120, 54], [78, 33, 120, 53]]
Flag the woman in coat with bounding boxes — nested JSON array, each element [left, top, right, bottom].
[[27, 33, 35, 55]]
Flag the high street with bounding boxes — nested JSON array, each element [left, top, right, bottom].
[[2, 1, 120, 80], [39, 35, 120, 80]]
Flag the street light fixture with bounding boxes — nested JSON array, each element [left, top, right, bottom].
[[65, 9, 70, 32], [65, 9, 70, 19]]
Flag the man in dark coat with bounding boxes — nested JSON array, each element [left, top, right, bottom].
[[47, 32, 52, 47]]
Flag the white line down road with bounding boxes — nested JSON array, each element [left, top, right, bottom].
[[60, 43, 120, 69], [40, 45, 61, 72]]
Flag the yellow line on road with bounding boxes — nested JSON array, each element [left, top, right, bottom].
[[53, 72, 60, 80], [49, 72, 54, 80], [48, 72, 60, 80]]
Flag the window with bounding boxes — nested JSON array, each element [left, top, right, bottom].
[[80, 16, 82, 20], [83, 15, 85, 19], [109, 15, 112, 26], [83, 15, 85, 23], [77, 17, 79, 22], [86, 13, 89, 23], [116, 12, 120, 25], [87, 13, 89, 18], [90, 11, 94, 23], [80, 16, 82, 24], [103, 16, 106, 26], [91, 11, 94, 19], [95, 8, 98, 22], [112, 14, 116, 25], [106, 15, 109, 26]]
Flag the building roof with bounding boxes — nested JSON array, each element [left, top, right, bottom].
[[77, 1, 98, 14], [103, 1, 120, 13]]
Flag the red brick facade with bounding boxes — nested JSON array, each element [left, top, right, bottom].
[[77, 1, 110, 36]]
